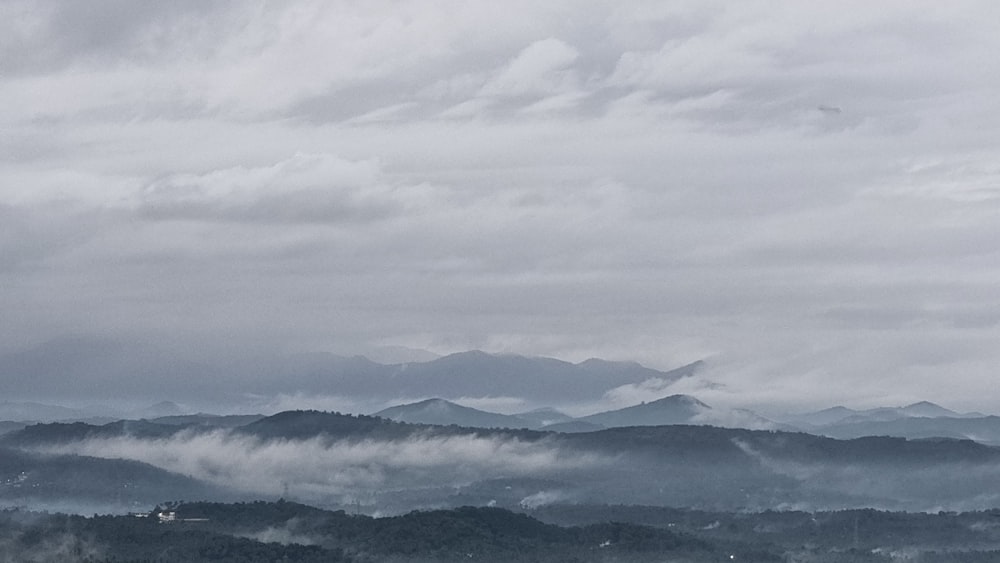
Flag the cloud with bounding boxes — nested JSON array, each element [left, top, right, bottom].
[[37, 430, 609, 503], [3, 1, 1000, 415], [519, 490, 571, 509], [137, 153, 399, 224], [479, 38, 580, 98], [601, 378, 677, 409], [520, 92, 591, 115]]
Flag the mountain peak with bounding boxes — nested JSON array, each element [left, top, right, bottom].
[[373, 398, 529, 429], [443, 350, 494, 360], [649, 394, 711, 409], [581, 394, 711, 428], [411, 398, 456, 410], [900, 401, 957, 417]]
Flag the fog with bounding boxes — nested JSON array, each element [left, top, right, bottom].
[[36, 430, 610, 505]]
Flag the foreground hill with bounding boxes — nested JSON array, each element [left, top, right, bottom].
[[0, 501, 753, 562], [8, 499, 1000, 562]]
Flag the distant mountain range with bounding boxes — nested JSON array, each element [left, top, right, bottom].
[[0, 337, 701, 405], [778, 401, 1000, 445], [783, 401, 982, 428], [0, 401, 95, 423], [6, 391, 1000, 447], [0, 400, 193, 426], [367, 351, 700, 402], [370, 395, 1000, 446], [579, 395, 711, 428], [370, 393, 779, 432]]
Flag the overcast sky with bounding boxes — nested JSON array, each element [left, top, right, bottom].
[[3, 1, 1000, 413]]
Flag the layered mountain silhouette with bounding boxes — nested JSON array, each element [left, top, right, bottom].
[[0, 337, 701, 405], [781, 401, 1000, 444], [374, 398, 532, 428], [0, 401, 92, 423], [784, 401, 982, 428], [368, 394, 777, 432], [579, 395, 711, 428]]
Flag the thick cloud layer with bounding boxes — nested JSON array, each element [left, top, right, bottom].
[[3, 2, 1000, 413], [38, 430, 609, 504]]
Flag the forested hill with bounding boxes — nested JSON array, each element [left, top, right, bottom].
[[8, 500, 1000, 562], [0, 501, 740, 563]]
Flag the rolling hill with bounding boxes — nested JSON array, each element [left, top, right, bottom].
[[374, 398, 532, 428]]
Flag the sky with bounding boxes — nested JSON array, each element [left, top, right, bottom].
[[2, 1, 1000, 414]]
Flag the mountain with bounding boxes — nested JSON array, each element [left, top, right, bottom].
[[0, 401, 94, 423], [379, 352, 699, 402], [127, 400, 187, 419], [374, 398, 532, 429], [899, 401, 964, 418], [575, 358, 701, 385], [372, 395, 778, 433], [784, 401, 979, 430], [538, 420, 605, 433], [819, 415, 1000, 445], [782, 406, 859, 427], [0, 446, 234, 513], [1, 419, 192, 447], [238, 410, 432, 441], [0, 336, 220, 403], [0, 337, 700, 406], [362, 345, 441, 364], [516, 408, 575, 428], [149, 413, 265, 427], [580, 394, 711, 428], [0, 421, 26, 435]]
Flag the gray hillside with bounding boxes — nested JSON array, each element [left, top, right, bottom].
[[581, 394, 711, 428], [374, 398, 533, 429]]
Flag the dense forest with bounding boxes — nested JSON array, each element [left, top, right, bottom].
[[0, 500, 751, 562], [2, 500, 1000, 562]]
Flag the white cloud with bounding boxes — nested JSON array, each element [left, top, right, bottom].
[[601, 378, 677, 409], [39, 430, 609, 501], [3, 1, 1000, 414], [137, 152, 397, 224], [520, 92, 590, 115], [479, 38, 580, 98]]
